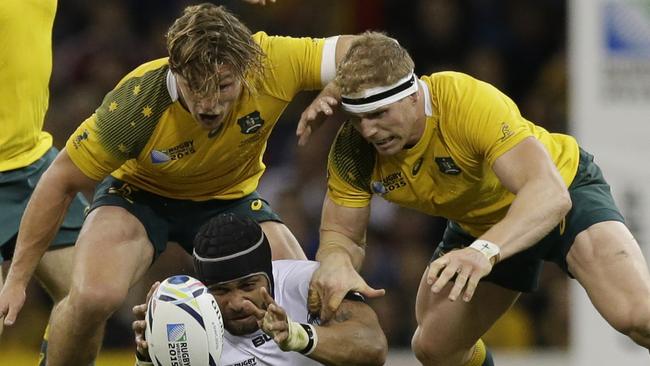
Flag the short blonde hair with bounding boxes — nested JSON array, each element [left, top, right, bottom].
[[166, 3, 264, 96], [335, 32, 415, 96]]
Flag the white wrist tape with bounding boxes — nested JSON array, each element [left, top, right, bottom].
[[285, 317, 318, 355], [469, 240, 501, 264]]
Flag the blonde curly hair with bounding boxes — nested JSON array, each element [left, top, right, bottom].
[[166, 3, 264, 96], [335, 31, 414, 96]]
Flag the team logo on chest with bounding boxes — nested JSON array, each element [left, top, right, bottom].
[[237, 111, 264, 134], [434, 157, 461, 175]]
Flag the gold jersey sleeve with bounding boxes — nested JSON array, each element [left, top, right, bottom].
[[255, 32, 325, 98], [327, 123, 376, 207], [0, 0, 56, 171], [327, 72, 579, 237], [66, 59, 172, 181]]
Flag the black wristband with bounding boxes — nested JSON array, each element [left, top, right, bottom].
[[298, 323, 317, 355]]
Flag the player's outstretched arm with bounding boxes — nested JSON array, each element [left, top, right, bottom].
[[310, 197, 385, 322], [0, 149, 97, 326], [428, 137, 572, 302], [254, 287, 387, 366]]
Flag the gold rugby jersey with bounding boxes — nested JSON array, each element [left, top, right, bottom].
[[66, 32, 324, 200], [0, 0, 56, 171], [328, 72, 580, 237]]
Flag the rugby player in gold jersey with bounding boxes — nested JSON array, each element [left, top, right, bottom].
[[302, 32, 650, 365], [0, 3, 361, 365]]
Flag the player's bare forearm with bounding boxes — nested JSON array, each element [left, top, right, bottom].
[[309, 301, 387, 366], [484, 137, 572, 260], [481, 178, 570, 260], [6, 149, 97, 286], [317, 197, 370, 270], [317, 230, 366, 270]]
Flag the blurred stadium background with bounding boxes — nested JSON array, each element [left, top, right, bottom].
[[2, 0, 649, 365]]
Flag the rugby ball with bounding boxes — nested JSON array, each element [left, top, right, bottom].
[[145, 275, 224, 366]]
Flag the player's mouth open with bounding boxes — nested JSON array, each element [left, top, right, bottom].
[[374, 137, 395, 147], [199, 113, 221, 126]]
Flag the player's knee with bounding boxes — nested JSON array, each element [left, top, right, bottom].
[[411, 328, 446, 365], [606, 300, 650, 345], [366, 333, 388, 365], [68, 282, 128, 320], [622, 303, 650, 345]]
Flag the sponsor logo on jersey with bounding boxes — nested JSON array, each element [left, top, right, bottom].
[[71, 130, 89, 149], [166, 323, 191, 366], [434, 157, 461, 175], [237, 111, 264, 134], [151, 140, 196, 164], [252, 333, 273, 347], [225, 357, 257, 366]]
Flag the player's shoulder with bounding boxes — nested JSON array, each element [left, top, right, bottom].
[[329, 122, 376, 192], [272, 259, 319, 277], [424, 71, 480, 91], [92, 58, 173, 160], [102, 57, 172, 115]]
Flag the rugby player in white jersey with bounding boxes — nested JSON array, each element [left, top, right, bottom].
[[133, 213, 387, 366]]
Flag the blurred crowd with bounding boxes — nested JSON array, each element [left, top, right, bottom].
[[1, 0, 569, 354]]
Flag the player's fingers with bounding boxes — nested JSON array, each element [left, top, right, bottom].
[[359, 283, 386, 299], [146, 282, 160, 302], [267, 303, 287, 324], [297, 126, 312, 146], [132, 303, 147, 317], [296, 109, 316, 135], [260, 287, 275, 307], [307, 287, 321, 314], [321, 290, 346, 322], [132, 319, 146, 333], [242, 299, 266, 319], [447, 267, 470, 302], [319, 99, 333, 115], [0, 303, 8, 321], [463, 273, 482, 302], [4, 304, 19, 326], [431, 265, 458, 294], [426, 257, 448, 285], [322, 96, 339, 106]]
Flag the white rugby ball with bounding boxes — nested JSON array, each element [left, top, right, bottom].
[[145, 275, 224, 366]]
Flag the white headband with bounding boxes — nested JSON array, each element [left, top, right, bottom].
[[340, 71, 418, 114]]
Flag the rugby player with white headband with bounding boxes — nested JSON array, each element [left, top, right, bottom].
[[132, 213, 387, 366], [298, 31, 650, 366]]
